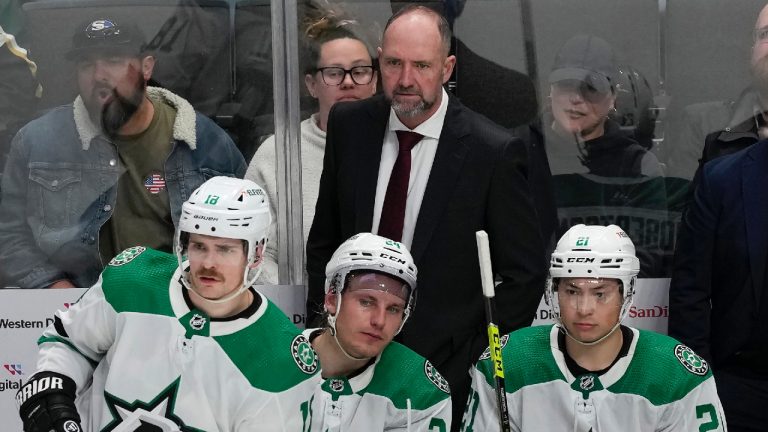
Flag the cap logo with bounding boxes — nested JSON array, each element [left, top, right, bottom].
[[86, 20, 119, 38]]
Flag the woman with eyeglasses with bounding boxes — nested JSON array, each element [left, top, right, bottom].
[[245, 3, 377, 283]]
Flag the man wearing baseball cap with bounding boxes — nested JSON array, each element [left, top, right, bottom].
[[514, 34, 667, 278], [542, 34, 662, 177], [0, 17, 246, 289]]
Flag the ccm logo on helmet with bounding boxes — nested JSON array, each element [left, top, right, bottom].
[[379, 253, 406, 264], [566, 257, 595, 263]]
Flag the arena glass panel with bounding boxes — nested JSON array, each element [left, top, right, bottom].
[[0, 0, 764, 311], [0, 0, 296, 289]]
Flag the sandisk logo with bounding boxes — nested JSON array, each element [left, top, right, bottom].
[[3, 364, 22, 375]]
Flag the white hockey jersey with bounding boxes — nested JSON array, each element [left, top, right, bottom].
[[32, 247, 320, 431], [462, 325, 727, 432], [303, 328, 452, 431]]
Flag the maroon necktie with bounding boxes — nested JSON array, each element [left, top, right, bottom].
[[378, 131, 423, 242]]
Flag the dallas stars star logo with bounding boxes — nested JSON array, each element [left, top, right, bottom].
[[291, 335, 318, 374], [102, 378, 204, 431]]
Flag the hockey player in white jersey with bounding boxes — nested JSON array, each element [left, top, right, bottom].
[[16, 177, 320, 432], [462, 224, 727, 432], [303, 233, 452, 431]]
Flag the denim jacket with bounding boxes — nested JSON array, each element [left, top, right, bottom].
[[0, 87, 246, 288]]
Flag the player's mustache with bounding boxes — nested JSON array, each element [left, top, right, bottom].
[[196, 270, 223, 280]]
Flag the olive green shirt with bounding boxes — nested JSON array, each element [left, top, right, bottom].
[[99, 99, 176, 263]]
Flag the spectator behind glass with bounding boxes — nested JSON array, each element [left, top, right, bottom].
[[518, 35, 668, 277], [0, 17, 246, 289], [669, 4, 768, 182], [245, 1, 377, 283], [0, 24, 40, 192]]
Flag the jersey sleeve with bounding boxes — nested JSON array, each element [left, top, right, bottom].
[[34, 276, 116, 391], [660, 377, 727, 432]]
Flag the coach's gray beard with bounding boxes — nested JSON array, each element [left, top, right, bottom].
[[389, 95, 434, 119]]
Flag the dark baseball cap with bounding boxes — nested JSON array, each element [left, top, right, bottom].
[[65, 18, 146, 61], [549, 35, 617, 94]]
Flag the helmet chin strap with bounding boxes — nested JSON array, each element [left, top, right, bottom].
[[327, 294, 372, 362], [561, 320, 621, 347]]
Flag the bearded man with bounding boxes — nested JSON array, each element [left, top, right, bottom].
[[0, 17, 246, 289], [306, 5, 546, 427]]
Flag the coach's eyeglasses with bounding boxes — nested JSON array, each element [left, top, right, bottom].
[[315, 66, 375, 86]]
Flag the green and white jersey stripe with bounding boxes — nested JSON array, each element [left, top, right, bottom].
[[34, 247, 319, 431], [462, 325, 727, 432]]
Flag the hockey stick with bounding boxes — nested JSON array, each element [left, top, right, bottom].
[[476, 230, 511, 432]]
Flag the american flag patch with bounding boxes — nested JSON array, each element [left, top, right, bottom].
[[144, 173, 166, 194]]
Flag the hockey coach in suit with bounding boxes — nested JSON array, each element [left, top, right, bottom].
[[305, 5, 546, 426]]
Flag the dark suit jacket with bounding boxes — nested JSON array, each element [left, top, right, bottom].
[[306, 93, 546, 371], [669, 139, 768, 365]]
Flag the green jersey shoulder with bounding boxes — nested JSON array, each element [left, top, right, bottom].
[[609, 329, 712, 405], [476, 325, 564, 394], [215, 299, 320, 392], [362, 341, 450, 410], [101, 247, 177, 316]]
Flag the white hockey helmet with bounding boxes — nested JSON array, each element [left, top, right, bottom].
[[545, 224, 639, 326], [174, 176, 271, 303], [325, 233, 418, 329]]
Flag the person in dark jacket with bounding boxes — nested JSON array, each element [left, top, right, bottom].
[[522, 35, 667, 277]]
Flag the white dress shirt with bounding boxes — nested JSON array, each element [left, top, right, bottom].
[[371, 88, 449, 248]]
